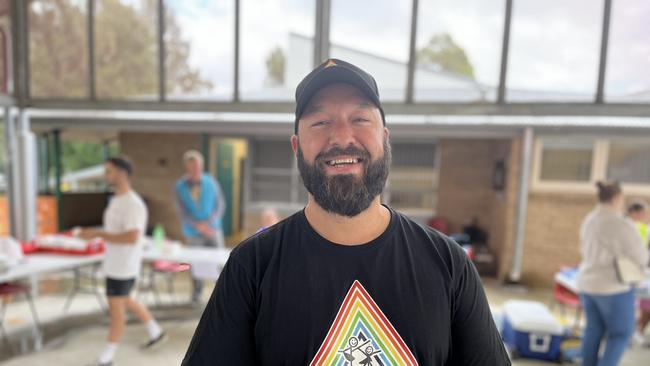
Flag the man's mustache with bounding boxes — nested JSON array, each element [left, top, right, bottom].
[[314, 145, 370, 164]]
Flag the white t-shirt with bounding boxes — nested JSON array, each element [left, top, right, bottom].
[[102, 190, 148, 279]]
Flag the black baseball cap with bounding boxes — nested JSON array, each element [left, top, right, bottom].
[[294, 58, 385, 134]]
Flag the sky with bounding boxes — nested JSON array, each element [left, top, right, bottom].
[[123, 0, 650, 100]]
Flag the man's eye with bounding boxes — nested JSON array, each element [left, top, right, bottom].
[[353, 117, 370, 123], [312, 120, 329, 127]]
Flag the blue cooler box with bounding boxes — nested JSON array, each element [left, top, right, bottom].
[[501, 300, 564, 361]]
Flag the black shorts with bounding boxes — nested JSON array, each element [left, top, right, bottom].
[[106, 277, 135, 297]]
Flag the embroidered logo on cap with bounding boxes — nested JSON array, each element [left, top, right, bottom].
[[325, 59, 337, 68]]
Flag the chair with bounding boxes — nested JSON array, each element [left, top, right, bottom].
[[137, 260, 190, 306], [152, 260, 190, 304]]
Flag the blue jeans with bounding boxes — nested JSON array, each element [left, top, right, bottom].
[[580, 289, 635, 366]]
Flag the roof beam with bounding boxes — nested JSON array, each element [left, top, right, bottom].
[[26, 99, 650, 117]]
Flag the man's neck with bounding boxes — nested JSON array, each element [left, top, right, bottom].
[[304, 197, 391, 246], [113, 183, 131, 196], [187, 174, 202, 183]]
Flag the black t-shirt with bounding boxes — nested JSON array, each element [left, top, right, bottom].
[[182, 207, 510, 365]]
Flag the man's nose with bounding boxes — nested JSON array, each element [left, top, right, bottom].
[[328, 120, 356, 148]]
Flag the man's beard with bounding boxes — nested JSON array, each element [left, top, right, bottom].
[[297, 139, 391, 217]]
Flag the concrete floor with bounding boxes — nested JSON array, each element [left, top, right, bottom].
[[1, 276, 648, 365]]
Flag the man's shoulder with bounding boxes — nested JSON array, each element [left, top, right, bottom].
[[126, 191, 147, 210], [390, 208, 467, 264], [201, 173, 219, 186], [228, 211, 302, 271], [174, 177, 186, 190], [391, 209, 453, 244]]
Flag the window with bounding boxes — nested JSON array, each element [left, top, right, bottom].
[[250, 140, 303, 204], [605, 0, 650, 103], [388, 143, 437, 213], [95, 0, 158, 99], [506, 0, 602, 101], [330, 0, 411, 101], [539, 140, 593, 182], [415, 0, 505, 102], [533, 137, 650, 194], [607, 141, 650, 184], [29, 0, 89, 98], [164, 0, 234, 100], [38, 133, 119, 193], [240, 0, 315, 101]]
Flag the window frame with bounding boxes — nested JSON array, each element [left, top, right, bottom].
[[531, 136, 650, 196]]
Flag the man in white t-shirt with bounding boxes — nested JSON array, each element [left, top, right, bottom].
[[78, 157, 166, 366]]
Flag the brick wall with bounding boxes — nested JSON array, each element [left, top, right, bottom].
[[520, 191, 650, 286], [519, 192, 594, 286], [119, 132, 201, 241]]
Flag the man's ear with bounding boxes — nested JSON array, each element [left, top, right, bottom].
[[290, 135, 299, 156], [383, 127, 390, 141]]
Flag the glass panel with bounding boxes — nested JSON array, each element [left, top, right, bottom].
[[240, 0, 315, 101], [607, 141, 650, 184], [251, 171, 292, 202], [253, 140, 292, 168], [330, 0, 411, 102], [95, 0, 157, 99], [164, 0, 234, 100], [251, 140, 293, 202], [605, 0, 650, 103], [540, 140, 592, 182], [0, 0, 10, 95], [506, 0, 602, 101], [415, 0, 504, 102], [56, 138, 119, 193], [29, 0, 89, 98], [389, 143, 437, 211]]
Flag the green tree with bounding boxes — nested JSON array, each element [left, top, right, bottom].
[[29, 0, 89, 97], [58, 141, 118, 173], [29, 0, 212, 98], [29, 0, 212, 175], [164, 6, 213, 94], [417, 33, 475, 80], [265, 46, 285, 86], [94, 0, 158, 97]]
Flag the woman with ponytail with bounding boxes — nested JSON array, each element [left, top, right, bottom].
[[577, 181, 649, 365]]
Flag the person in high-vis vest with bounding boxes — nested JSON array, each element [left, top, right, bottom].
[[628, 200, 650, 347], [628, 201, 649, 248]]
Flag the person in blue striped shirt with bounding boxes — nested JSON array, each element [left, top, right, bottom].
[[175, 150, 226, 304]]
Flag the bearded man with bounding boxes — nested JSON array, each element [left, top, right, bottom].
[[182, 59, 510, 366]]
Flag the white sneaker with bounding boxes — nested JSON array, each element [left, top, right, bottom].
[[633, 331, 649, 347]]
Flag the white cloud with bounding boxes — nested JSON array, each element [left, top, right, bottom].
[[418, 0, 506, 86], [606, 0, 650, 96], [329, 0, 412, 62]]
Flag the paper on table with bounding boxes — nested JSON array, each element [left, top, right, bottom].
[[190, 261, 221, 281]]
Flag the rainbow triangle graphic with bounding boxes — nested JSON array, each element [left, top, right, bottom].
[[310, 281, 418, 366]]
